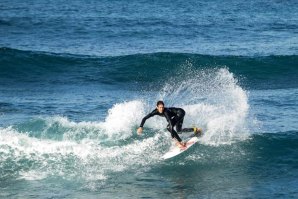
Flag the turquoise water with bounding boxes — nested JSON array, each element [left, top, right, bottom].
[[1, 0, 298, 198]]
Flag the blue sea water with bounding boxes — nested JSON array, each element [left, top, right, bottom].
[[1, 0, 298, 198]]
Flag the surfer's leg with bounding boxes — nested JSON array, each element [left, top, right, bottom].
[[176, 114, 199, 133], [173, 109, 201, 134], [175, 118, 194, 133], [175, 118, 183, 132], [175, 110, 186, 133], [181, 127, 194, 132]]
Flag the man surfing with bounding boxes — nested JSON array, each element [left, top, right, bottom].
[[137, 101, 201, 149]]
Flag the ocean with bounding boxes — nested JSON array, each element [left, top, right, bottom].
[[1, 0, 298, 198]]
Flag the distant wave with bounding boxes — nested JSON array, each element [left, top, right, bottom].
[[1, 47, 297, 89]]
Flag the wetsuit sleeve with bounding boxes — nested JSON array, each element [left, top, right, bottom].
[[139, 109, 157, 127], [164, 111, 182, 142]]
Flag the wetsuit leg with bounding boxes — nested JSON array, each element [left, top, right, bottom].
[[174, 110, 194, 133], [172, 109, 185, 132], [175, 117, 184, 132]]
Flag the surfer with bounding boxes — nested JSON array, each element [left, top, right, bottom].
[[137, 101, 201, 149]]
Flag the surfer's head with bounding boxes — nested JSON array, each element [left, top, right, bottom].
[[156, 100, 164, 113]]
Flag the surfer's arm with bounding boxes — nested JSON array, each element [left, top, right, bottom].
[[172, 132, 183, 143], [164, 112, 183, 142], [139, 109, 158, 128], [137, 110, 157, 135]]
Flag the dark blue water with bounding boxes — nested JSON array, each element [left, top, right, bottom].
[[1, 0, 298, 198], [1, 0, 297, 56]]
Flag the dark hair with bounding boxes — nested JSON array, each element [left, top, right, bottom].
[[156, 100, 164, 106]]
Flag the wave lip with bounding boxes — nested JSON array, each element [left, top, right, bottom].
[[157, 67, 250, 146]]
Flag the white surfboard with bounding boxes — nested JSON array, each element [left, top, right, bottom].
[[162, 136, 199, 160]]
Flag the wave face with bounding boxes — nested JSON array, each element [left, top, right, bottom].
[[1, 47, 298, 89]]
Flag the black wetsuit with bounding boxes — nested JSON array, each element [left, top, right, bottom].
[[140, 107, 190, 142]]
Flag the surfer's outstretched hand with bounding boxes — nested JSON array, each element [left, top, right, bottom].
[[137, 127, 143, 135]]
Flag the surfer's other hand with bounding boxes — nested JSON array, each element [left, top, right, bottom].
[[177, 141, 186, 149]]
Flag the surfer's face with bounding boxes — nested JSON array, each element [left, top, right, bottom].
[[157, 105, 164, 113]]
